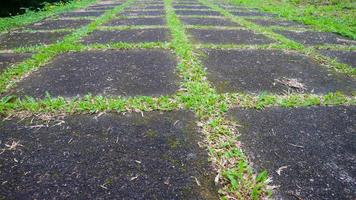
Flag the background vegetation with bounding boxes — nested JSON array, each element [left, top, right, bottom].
[[0, 0, 95, 32], [227, 0, 356, 39], [0, 0, 72, 17]]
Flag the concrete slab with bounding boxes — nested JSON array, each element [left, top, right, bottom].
[[228, 106, 356, 199], [230, 11, 275, 17], [175, 10, 222, 16], [82, 29, 170, 44], [173, 2, 200, 5], [180, 17, 239, 26], [320, 50, 356, 68], [129, 5, 164, 9], [26, 19, 91, 30], [13, 50, 178, 98], [275, 30, 356, 46], [0, 31, 70, 50], [0, 111, 218, 199], [0, 53, 32, 72], [105, 17, 165, 26], [59, 11, 105, 18], [85, 6, 115, 11], [188, 29, 274, 44], [202, 49, 356, 94], [248, 18, 307, 28], [174, 5, 210, 9], [119, 10, 165, 16]]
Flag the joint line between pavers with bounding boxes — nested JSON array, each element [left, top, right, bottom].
[[225, 92, 356, 109], [164, 0, 272, 198], [0, 94, 182, 116]]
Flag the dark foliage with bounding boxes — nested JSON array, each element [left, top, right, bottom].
[[0, 0, 71, 17]]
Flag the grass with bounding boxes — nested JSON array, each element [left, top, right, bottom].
[[229, 92, 356, 109], [0, 0, 355, 199], [0, 95, 179, 115], [200, 0, 356, 77], [164, 0, 271, 198], [225, 0, 356, 39], [0, 0, 97, 32]]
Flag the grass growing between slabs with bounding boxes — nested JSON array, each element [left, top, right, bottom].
[[12, 41, 170, 53], [199, 0, 356, 77], [0, 0, 355, 199], [0, 0, 97, 32], [228, 92, 356, 109], [0, 95, 179, 116], [165, 0, 271, 198], [224, 0, 356, 39], [0, 0, 136, 94]]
